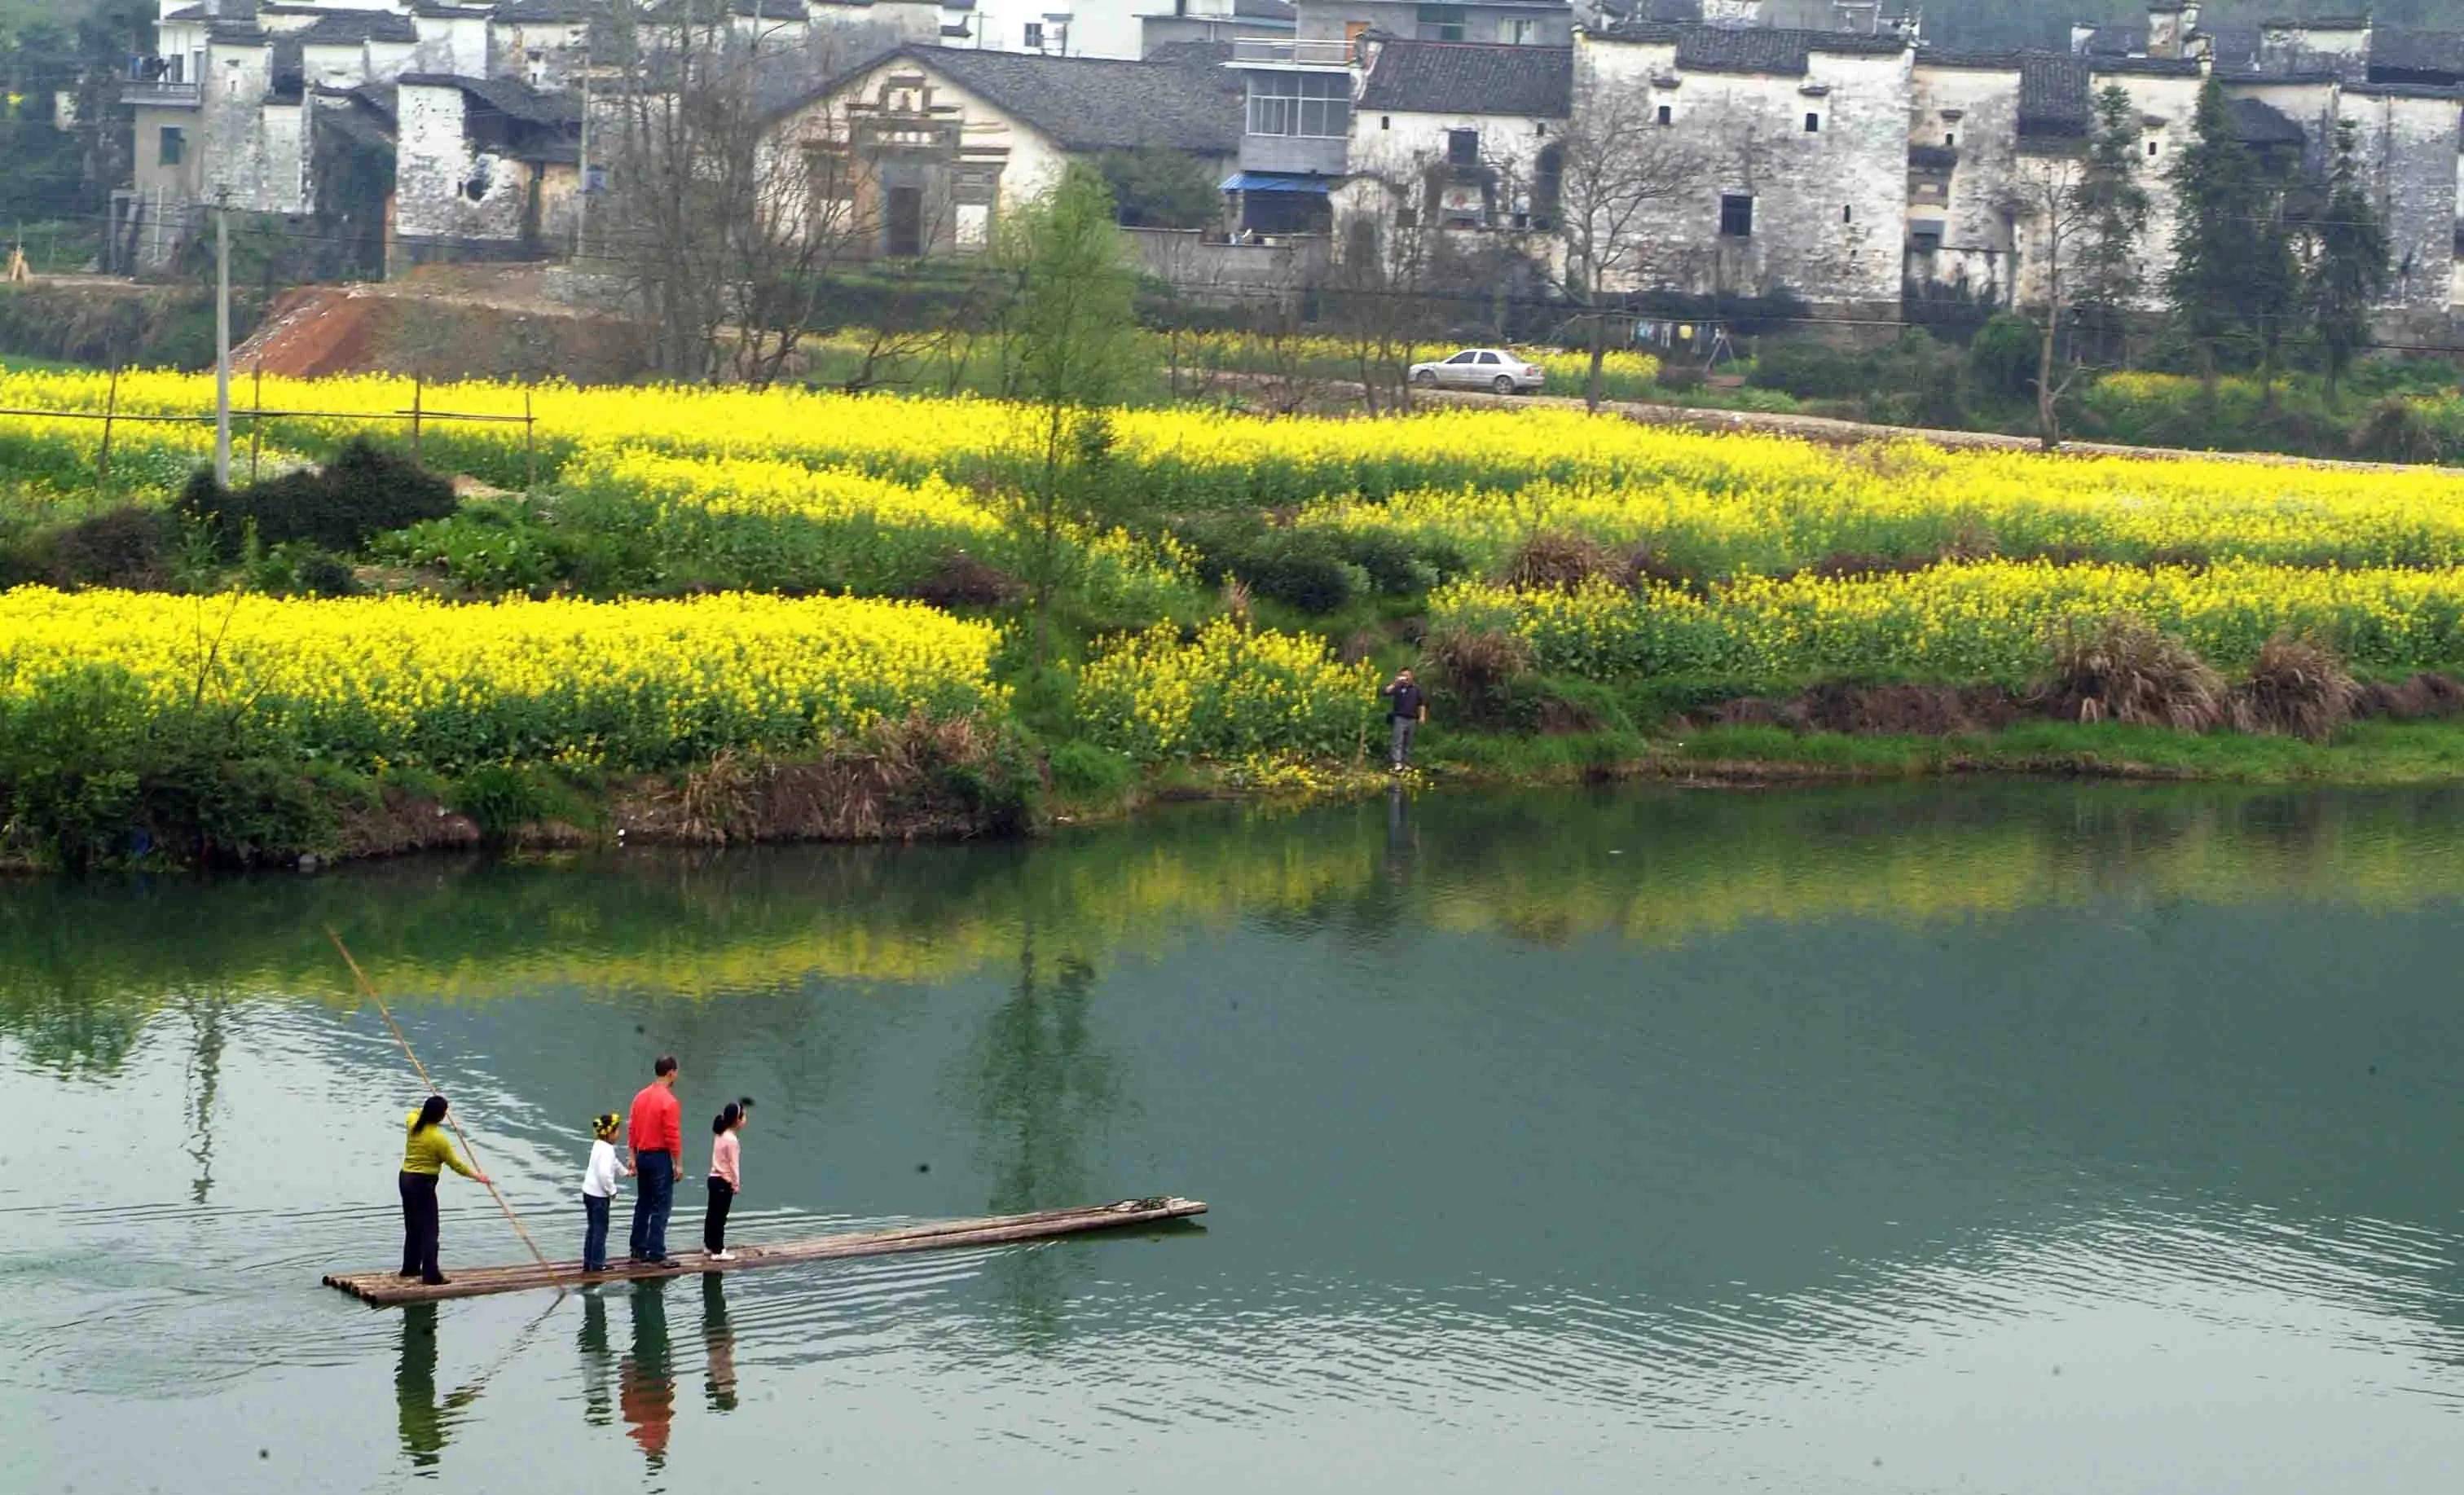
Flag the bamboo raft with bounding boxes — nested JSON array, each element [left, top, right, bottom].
[[324, 1196, 1208, 1306]]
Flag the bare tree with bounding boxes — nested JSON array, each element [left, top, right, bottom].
[[1541, 85, 1703, 411], [597, 0, 898, 385], [2005, 148, 2092, 450]]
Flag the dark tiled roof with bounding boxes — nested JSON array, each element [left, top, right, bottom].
[[397, 71, 583, 125], [2344, 79, 2464, 100], [2078, 24, 2141, 57], [1358, 41, 1571, 117], [2090, 55, 2201, 76], [1144, 40, 1234, 68], [299, 11, 420, 45], [2371, 28, 2464, 81], [866, 46, 1241, 155], [2202, 23, 2261, 71], [2018, 51, 2089, 137], [1674, 24, 1903, 76], [2227, 94, 2304, 145], [490, 0, 606, 20]]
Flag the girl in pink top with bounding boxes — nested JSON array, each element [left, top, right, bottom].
[[702, 1097, 752, 1261]]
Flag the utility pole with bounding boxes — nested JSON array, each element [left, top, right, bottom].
[[575, 43, 591, 262], [213, 184, 231, 487]]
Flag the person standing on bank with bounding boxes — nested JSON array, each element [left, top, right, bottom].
[[1381, 667, 1428, 772], [703, 1097, 752, 1262], [399, 1094, 490, 1286], [627, 1057, 684, 1269]]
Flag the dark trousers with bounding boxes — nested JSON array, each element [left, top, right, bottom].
[[629, 1150, 675, 1260], [582, 1192, 612, 1272], [398, 1170, 442, 1281], [703, 1178, 736, 1253]]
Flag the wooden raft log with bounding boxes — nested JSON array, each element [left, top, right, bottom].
[[323, 1196, 1206, 1307]]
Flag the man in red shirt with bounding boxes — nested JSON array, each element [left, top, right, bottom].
[[627, 1055, 684, 1267]]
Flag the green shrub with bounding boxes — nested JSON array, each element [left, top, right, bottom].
[[373, 499, 578, 595], [179, 438, 456, 556], [449, 764, 558, 845], [1748, 342, 1866, 400], [245, 540, 359, 598], [1968, 314, 2040, 402], [1175, 518, 1362, 613], [1045, 739, 1137, 799]]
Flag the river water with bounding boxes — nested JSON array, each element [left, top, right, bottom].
[[7, 782, 2463, 1493]]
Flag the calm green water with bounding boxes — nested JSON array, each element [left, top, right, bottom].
[[7, 782, 2464, 1493]]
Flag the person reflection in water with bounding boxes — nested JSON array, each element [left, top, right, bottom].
[[702, 1272, 738, 1413], [578, 1290, 614, 1429], [619, 1279, 675, 1469], [395, 1304, 480, 1470]]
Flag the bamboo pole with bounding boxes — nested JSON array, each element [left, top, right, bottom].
[[410, 376, 423, 464], [523, 388, 535, 493], [326, 927, 553, 1273], [249, 364, 262, 484]]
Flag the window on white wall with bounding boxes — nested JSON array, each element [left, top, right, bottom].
[[1247, 73, 1349, 138], [1024, 22, 1044, 48], [1719, 192, 1753, 237], [1505, 17, 1537, 43]]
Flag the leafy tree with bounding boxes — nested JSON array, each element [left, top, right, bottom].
[[2164, 77, 2297, 402], [2072, 84, 2150, 367], [1095, 148, 1220, 231], [2307, 118, 2391, 406], [992, 165, 1141, 661]]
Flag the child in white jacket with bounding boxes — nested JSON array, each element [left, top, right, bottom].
[[581, 1112, 633, 1274]]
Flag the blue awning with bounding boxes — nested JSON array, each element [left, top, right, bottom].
[[1220, 172, 1331, 194]]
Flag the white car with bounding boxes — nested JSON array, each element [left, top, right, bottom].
[[1409, 348, 1546, 395]]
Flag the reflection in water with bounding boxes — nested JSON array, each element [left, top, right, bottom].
[[620, 1280, 675, 1470], [702, 1273, 737, 1414], [578, 1291, 614, 1428], [394, 1304, 479, 1473], [963, 926, 1120, 1346], [182, 992, 227, 1204], [14, 783, 2464, 1494], [1384, 781, 1417, 886]]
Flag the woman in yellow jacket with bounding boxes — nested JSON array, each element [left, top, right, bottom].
[[400, 1094, 490, 1286]]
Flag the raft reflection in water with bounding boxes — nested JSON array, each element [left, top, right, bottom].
[[611, 1273, 743, 1467]]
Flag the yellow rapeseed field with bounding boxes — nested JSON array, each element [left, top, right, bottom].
[[0, 587, 1005, 769], [1432, 561, 2464, 681]]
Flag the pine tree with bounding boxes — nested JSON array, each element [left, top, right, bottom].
[[2072, 85, 2150, 367], [2164, 78, 2297, 400], [2308, 118, 2392, 407]]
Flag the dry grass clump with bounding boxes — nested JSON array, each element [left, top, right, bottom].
[[1502, 530, 1616, 591], [1423, 623, 1535, 718], [2231, 635, 2358, 741], [909, 550, 1023, 609], [655, 710, 1021, 845], [2044, 613, 2229, 731]]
